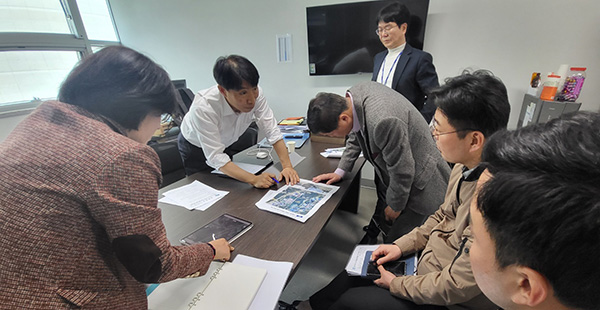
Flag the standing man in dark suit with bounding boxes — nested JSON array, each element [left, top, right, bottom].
[[372, 2, 438, 123], [308, 81, 450, 243]]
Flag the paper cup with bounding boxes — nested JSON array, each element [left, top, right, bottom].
[[286, 141, 296, 153]]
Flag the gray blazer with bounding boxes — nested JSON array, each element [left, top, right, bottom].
[[338, 81, 450, 215]]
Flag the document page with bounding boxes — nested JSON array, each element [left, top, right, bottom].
[[320, 147, 346, 158], [232, 255, 293, 310], [255, 179, 338, 223], [159, 180, 228, 211], [345, 245, 379, 276]]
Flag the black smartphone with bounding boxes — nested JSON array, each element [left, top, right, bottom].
[[365, 260, 406, 280]]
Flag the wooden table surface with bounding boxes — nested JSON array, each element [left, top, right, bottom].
[[158, 140, 364, 270]]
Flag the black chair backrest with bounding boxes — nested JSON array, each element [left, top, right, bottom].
[[172, 87, 195, 126], [179, 88, 194, 110], [150, 141, 186, 188]]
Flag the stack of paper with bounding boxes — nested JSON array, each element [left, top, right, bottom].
[[278, 124, 308, 133], [159, 180, 228, 211], [279, 117, 305, 126], [320, 147, 346, 158], [320, 147, 363, 159]]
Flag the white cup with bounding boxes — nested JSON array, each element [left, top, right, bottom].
[[286, 141, 296, 153]]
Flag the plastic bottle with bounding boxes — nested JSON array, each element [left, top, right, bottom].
[[540, 74, 561, 101], [556, 67, 586, 102], [555, 64, 569, 96]]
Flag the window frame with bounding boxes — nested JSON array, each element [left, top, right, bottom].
[[0, 0, 121, 117]]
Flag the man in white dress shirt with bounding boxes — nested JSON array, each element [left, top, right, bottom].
[[178, 55, 299, 188]]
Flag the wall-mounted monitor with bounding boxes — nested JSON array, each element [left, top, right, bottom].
[[307, 0, 430, 76]]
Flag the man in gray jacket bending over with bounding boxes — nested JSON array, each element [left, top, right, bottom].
[[306, 70, 510, 310], [308, 81, 450, 243]]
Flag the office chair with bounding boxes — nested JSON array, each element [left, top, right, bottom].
[[172, 88, 194, 126]]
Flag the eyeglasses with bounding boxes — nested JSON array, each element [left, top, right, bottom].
[[429, 120, 473, 140], [375, 25, 397, 36]]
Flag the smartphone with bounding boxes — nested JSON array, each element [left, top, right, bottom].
[[365, 260, 406, 280]]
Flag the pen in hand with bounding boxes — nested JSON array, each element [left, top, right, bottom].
[[271, 177, 279, 184]]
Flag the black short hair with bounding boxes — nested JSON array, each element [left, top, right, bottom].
[[306, 93, 348, 134], [58, 46, 176, 130], [376, 2, 410, 27], [429, 69, 510, 138], [213, 55, 260, 91], [478, 111, 600, 310]]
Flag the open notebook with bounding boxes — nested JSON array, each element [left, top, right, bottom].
[[147, 261, 266, 310]]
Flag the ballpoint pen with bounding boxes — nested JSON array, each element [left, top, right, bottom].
[[271, 177, 279, 184]]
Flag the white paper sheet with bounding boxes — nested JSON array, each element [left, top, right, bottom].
[[320, 147, 363, 158], [232, 255, 293, 310], [345, 245, 379, 276], [159, 180, 228, 211]]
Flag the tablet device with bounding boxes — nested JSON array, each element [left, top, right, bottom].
[[180, 214, 253, 245]]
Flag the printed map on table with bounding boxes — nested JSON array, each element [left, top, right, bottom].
[[255, 179, 338, 222]]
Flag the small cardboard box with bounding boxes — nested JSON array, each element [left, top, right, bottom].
[[310, 133, 346, 145]]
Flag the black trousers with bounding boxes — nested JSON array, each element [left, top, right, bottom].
[[177, 125, 257, 176], [364, 174, 429, 243], [309, 270, 447, 310]]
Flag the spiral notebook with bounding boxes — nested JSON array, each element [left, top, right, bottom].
[[147, 261, 266, 310]]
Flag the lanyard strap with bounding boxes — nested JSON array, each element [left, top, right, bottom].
[[380, 51, 403, 86]]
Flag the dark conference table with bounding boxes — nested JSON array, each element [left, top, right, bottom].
[[157, 140, 365, 271]]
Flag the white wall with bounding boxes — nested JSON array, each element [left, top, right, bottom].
[[107, 0, 600, 129], [2, 0, 598, 149], [425, 1, 599, 126], [108, 0, 372, 122]]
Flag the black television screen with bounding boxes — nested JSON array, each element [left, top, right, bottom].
[[307, 0, 430, 76]]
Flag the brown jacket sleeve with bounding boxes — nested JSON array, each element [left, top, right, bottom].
[[87, 145, 213, 283]]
